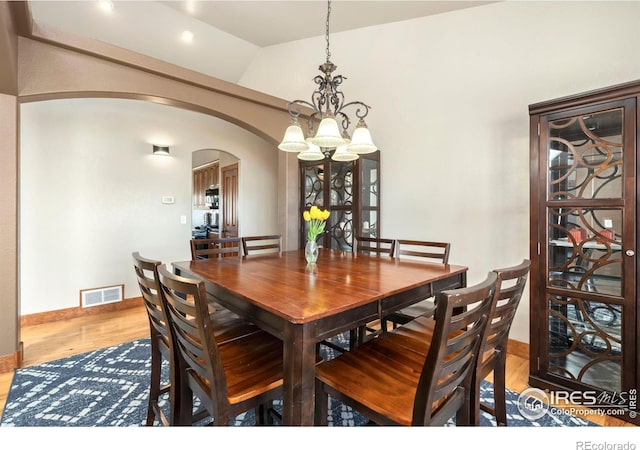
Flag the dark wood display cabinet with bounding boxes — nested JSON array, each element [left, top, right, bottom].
[[299, 151, 380, 251], [529, 80, 639, 424]]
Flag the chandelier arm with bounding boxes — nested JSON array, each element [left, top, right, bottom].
[[339, 101, 372, 120], [336, 111, 351, 132], [287, 99, 320, 119]]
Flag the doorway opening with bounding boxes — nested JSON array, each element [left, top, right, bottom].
[[192, 149, 240, 241]]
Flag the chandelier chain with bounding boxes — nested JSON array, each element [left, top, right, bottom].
[[325, 0, 332, 63]]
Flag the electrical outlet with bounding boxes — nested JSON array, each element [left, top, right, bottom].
[[180, 215, 187, 225], [604, 218, 613, 229]]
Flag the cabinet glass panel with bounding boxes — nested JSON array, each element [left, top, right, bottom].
[[329, 162, 353, 207], [548, 207, 623, 297], [361, 158, 379, 208], [327, 209, 353, 251], [548, 109, 623, 201], [360, 210, 378, 238], [303, 164, 324, 208], [548, 293, 622, 393]]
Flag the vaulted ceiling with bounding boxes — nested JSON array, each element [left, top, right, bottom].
[[27, 1, 495, 83]]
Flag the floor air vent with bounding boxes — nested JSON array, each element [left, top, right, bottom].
[[81, 285, 123, 308]]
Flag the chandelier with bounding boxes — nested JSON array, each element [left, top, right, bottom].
[[278, 0, 376, 162]]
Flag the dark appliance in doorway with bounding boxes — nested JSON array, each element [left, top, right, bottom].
[[205, 187, 219, 209]]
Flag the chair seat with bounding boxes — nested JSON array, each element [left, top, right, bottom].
[[209, 308, 261, 345], [379, 314, 437, 355], [217, 331, 284, 404], [386, 299, 436, 326], [398, 299, 436, 318], [382, 239, 450, 331], [386, 316, 493, 366], [315, 332, 431, 425]]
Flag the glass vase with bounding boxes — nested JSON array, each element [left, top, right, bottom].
[[305, 239, 319, 265]]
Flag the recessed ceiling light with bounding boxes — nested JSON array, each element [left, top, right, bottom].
[[185, 1, 197, 15], [181, 30, 194, 43], [98, 1, 114, 13]]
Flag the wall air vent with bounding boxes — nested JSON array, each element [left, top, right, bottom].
[[80, 285, 123, 308]]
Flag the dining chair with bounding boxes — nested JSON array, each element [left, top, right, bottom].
[[385, 260, 531, 426], [336, 235, 397, 351], [157, 265, 284, 426], [314, 272, 498, 426], [132, 252, 262, 425], [131, 252, 173, 426], [316, 235, 395, 356], [353, 235, 396, 257], [190, 237, 243, 260], [473, 259, 530, 425], [241, 234, 282, 256], [381, 239, 451, 331]]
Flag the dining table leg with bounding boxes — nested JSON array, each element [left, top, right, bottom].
[[281, 321, 318, 426]]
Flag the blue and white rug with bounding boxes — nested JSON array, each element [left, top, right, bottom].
[[0, 338, 595, 427]]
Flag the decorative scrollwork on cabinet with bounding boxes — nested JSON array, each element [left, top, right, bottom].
[[529, 81, 639, 425], [299, 151, 380, 251]]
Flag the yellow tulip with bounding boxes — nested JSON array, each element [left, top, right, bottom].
[[303, 211, 311, 221], [310, 205, 320, 220], [321, 210, 330, 220]]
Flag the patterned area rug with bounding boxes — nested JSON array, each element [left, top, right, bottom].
[[0, 338, 595, 427]]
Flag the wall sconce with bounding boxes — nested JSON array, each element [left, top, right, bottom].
[[153, 145, 170, 156]]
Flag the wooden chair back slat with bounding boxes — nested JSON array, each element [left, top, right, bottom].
[[472, 259, 531, 425], [190, 237, 243, 260], [241, 235, 282, 256], [158, 266, 229, 412], [354, 236, 396, 257], [396, 239, 451, 263], [412, 272, 497, 425], [132, 252, 167, 340], [157, 265, 284, 426], [132, 252, 172, 426], [482, 260, 531, 366], [314, 272, 497, 426]]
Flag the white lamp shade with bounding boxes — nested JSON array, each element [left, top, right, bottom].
[[297, 141, 324, 161], [278, 123, 309, 152], [347, 121, 377, 154], [331, 144, 358, 162], [311, 116, 346, 148]]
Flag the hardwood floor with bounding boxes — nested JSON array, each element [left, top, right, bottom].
[[0, 305, 634, 427]]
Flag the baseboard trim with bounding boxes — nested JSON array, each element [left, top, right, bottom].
[[0, 297, 144, 373], [20, 296, 144, 327], [0, 350, 20, 373], [507, 338, 529, 360]]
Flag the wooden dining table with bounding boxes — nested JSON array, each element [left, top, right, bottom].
[[172, 248, 468, 426]]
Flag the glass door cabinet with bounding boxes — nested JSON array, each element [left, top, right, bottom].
[[299, 151, 380, 251], [529, 81, 639, 424]]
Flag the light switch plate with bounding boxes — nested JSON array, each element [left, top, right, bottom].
[[604, 218, 613, 228]]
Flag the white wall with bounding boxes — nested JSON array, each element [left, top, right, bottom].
[[20, 98, 277, 315], [238, 1, 640, 343]]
